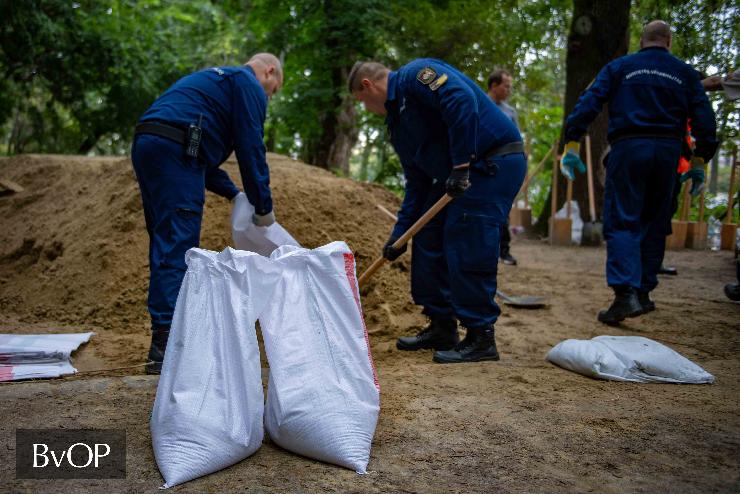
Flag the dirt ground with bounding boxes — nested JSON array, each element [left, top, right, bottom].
[[0, 154, 738, 493]]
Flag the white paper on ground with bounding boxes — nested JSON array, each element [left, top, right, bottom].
[[261, 241, 380, 473], [546, 335, 715, 384], [150, 247, 282, 488], [231, 191, 300, 256], [0, 332, 94, 381]]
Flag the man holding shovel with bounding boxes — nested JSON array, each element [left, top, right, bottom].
[[131, 53, 283, 373], [562, 21, 718, 324], [348, 59, 526, 363]]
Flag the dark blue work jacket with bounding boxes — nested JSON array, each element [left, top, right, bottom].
[[385, 58, 521, 237], [565, 47, 718, 161], [139, 65, 272, 215]]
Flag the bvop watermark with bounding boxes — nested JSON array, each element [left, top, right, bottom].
[[16, 429, 126, 479]]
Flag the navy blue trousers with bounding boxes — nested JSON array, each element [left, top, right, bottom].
[[131, 135, 206, 330], [410, 153, 527, 328], [603, 138, 681, 292]]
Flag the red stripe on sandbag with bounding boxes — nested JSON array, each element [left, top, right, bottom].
[[343, 252, 380, 392], [0, 365, 14, 382]]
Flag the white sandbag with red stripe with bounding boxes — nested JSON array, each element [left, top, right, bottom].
[[261, 241, 380, 473]]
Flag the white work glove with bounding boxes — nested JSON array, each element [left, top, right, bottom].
[[252, 210, 275, 227]]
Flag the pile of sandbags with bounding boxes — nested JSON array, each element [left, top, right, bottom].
[[150, 233, 379, 487]]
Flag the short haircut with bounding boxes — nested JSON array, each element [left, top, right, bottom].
[[348, 61, 390, 93], [641, 20, 671, 44], [248, 52, 283, 80], [487, 69, 511, 90]]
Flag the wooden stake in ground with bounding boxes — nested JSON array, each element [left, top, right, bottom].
[[720, 150, 738, 251]]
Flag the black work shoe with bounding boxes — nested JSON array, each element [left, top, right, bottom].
[[433, 326, 500, 363], [637, 291, 656, 313], [725, 283, 740, 301], [597, 287, 643, 325], [658, 265, 678, 276], [500, 252, 518, 266], [396, 316, 459, 351], [145, 328, 170, 375]]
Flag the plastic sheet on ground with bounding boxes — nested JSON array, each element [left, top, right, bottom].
[[0, 332, 94, 382], [546, 335, 715, 384], [231, 191, 300, 256], [261, 241, 380, 474], [151, 248, 282, 488]]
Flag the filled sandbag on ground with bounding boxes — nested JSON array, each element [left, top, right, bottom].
[[546, 335, 715, 384], [151, 247, 282, 488], [261, 242, 380, 473]]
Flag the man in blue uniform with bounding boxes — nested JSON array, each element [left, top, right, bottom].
[[487, 68, 519, 266], [561, 21, 718, 324], [348, 59, 526, 363], [132, 53, 283, 373]]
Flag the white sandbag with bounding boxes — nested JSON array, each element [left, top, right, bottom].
[[546, 335, 715, 384], [231, 191, 300, 256], [261, 241, 380, 473], [555, 200, 583, 244], [151, 247, 282, 488]]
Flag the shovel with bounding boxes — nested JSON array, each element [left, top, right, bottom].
[[363, 196, 548, 309], [359, 194, 453, 287], [581, 134, 603, 246], [495, 289, 547, 308]]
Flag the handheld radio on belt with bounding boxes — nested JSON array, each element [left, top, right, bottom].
[[186, 114, 203, 158]]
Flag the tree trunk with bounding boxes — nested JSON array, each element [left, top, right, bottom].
[[535, 0, 630, 235], [326, 90, 359, 175]]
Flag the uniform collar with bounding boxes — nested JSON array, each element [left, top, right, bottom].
[[639, 46, 669, 52]]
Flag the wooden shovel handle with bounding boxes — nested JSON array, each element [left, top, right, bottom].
[[358, 194, 453, 287], [585, 134, 597, 222]]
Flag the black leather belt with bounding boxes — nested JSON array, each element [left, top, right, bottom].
[[134, 121, 187, 144], [484, 140, 524, 159], [609, 130, 683, 145]]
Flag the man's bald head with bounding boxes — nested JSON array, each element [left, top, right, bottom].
[[246, 52, 283, 98], [248, 53, 283, 80], [641, 20, 672, 49]]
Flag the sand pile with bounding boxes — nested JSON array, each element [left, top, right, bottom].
[[0, 153, 420, 363]]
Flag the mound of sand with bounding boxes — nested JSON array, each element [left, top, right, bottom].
[[0, 153, 420, 364]]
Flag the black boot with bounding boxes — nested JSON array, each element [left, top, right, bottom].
[[597, 286, 643, 325], [725, 283, 740, 301], [433, 326, 500, 363], [637, 290, 656, 313], [396, 315, 459, 351], [146, 327, 170, 375], [658, 265, 678, 276], [500, 251, 518, 266]]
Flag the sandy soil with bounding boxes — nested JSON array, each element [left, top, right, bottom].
[[0, 154, 738, 493]]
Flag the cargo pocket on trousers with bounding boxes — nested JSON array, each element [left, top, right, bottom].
[[451, 213, 500, 274], [161, 207, 203, 271]]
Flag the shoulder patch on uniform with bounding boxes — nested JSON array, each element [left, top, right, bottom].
[[416, 67, 437, 85], [429, 73, 448, 91]]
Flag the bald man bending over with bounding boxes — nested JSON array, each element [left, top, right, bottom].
[[132, 53, 283, 373], [562, 21, 717, 324]]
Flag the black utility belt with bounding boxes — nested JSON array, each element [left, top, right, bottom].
[[609, 131, 683, 145], [483, 141, 524, 160], [135, 120, 203, 158]]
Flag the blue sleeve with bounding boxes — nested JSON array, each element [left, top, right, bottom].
[[405, 65, 479, 165], [564, 63, 613, 142], [232, 75, 273, 215], [686, 71, 718, 161], [204, 167, 239, 200]]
